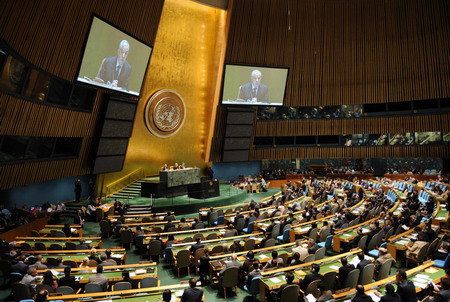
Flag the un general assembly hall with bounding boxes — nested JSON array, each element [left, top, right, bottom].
[[1, 0, 450, 301]]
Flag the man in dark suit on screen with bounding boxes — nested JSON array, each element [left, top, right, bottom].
[[237, 69, 269, 104], [95, 40, 131, 90]]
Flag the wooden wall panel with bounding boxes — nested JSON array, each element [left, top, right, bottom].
[[211, 0, 450, 162], [224, 0, 450, 107], [0, 0, 165, 190]]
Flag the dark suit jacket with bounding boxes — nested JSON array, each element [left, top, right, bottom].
[[238, 82, 269, 103], [308, 244, 320, 255], [97, 56, 131, 90], [181, 287, 203, 302], [58, 276, 76, 289], [357, 259, 372, 271], [338, 264, 355, 288], [300, 273, 324, 290], [396, 280, 418, 302], [431, 289, 450, 302], [380, 293, 402, 302], [352, 294, 374, 302]]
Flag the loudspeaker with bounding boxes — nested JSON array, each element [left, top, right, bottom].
[[92, 95, 137, 174], [222, 107, 255, 162]]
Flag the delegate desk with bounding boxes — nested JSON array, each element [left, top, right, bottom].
[[208, 242, 296, 276], [169, 233, 264, 259], [38, 263, 157, 284], [258, 249, 363, 302], [13, 237, 102, 249], [332, 217, 382, 253], [25, 248, 127, 264], [333, 261, 445, 301], [47, 283, 195, 302], [386, 223, 439, 260], [432, 203, 449, 226], [39, 225, 83, 237]]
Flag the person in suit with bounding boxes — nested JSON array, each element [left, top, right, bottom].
[[349, 227, 365, 249], [406, 233, 428, 259], [74, 210, 84, 226], [292, 240, 309, 261], [88, 265, 109, 292], [246, 262, 262, 289], [190, 238, 204, 253], [430, 276, 450, 302], [380, 284, 402, 302], [352, 285, 373, 302], [62, 223, 72, 237], [338, 256, 355, 289], [219, 254, 241, 275], [74, 179, 82, 203], [307, 238, 320, 255], [237, 70, 269, 104], [242, 251, 260, 273], [11, 254, 28, 276], [356, 252, 372, 271], [95, 40, 131, 90], [395, 269, 418, 302], [122, 271, 139, 289], [300, 263, 324, 290], [263, 251, 284, 269], [271, 272, 295, 300], [181, 278, 203, 302], [374, 248, 395, 276], [58, 266, 76, 289]]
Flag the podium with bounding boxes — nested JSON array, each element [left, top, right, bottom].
[[188, 177, 220, 199]]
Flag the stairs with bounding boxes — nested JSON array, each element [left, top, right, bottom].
[[108, 177, 154, 200]]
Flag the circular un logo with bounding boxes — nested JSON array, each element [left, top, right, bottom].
[[144, 89, 186, 138]]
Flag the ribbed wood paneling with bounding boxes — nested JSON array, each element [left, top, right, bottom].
[[0, 0, 164, 190], [254, 114, 450, 137], [251, 145, 450, 161], [225, 0, 450, 106], [211, 0, 450, 162]]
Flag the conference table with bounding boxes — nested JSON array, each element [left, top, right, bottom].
[[258, 249, 363, 302], [160, 167, 200, 187], [333, 261, 445, 301], [29, 249, 127, 264], [13, 238, 102, 249], [39, 225, 83, 237], [38, 263, 157, 284]]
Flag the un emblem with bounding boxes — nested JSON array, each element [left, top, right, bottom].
[[145, 89, 186, 138]]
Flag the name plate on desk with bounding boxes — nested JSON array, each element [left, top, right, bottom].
[[160, 168, 201, 187]]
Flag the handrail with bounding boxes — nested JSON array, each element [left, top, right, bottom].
[[105, 167, 145, 197]]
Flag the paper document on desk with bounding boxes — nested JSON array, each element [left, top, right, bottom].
[[329, 265, 340, 270], [259, 254, 269, 259], [269, 277, 282, 283], [71, 228, 77, 232], [368, 292, 381, 302], [111, 254, 122, 258], [305, 293, 317, 302]]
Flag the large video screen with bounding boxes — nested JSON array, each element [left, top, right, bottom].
[[76, 16, 152, 97], [221, 64, 288, 106]]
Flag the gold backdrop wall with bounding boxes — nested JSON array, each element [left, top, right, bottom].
[[100, 0, 228, 187]]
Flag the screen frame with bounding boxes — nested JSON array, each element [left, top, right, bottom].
[[75, 14, 154, 98], [220, 63, 289, 107]]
